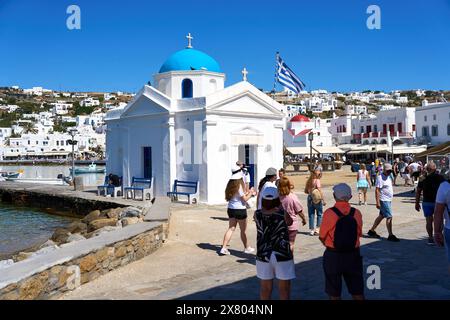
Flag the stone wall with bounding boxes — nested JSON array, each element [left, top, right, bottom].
[[0, 223, 167, 300]]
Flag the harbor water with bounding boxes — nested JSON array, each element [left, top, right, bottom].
[[1, 165, 106, 187], [0, 203, 77, 259], [0, 165, 106, 260]]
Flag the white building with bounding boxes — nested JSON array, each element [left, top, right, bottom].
[[80, 97, 100, 107], [415, 101, 450, 145], [378, 104, 399, 111], [351, 107, 416, 145], [104, 93, 116, 101], [51, 101, 73, 115], [279, 104, 307, 118], [105, 37, 285, 204], [345, 105, 367, 115], [396, 96, 408, 104], [23, 87, 52, 96], [0, 128, 12, 143], [303, 96, 336, 113], [284, 115, 333, 148], [330, 114, 355, 144], [0, 105, 19, 113]]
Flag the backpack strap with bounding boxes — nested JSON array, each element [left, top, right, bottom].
[[349, 207, 355, 217], [331, 207, 343, 218]]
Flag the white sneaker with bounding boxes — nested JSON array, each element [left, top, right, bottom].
[[220, 247, 230, 255], [314, 228, 320, 235], [309, 230, 315, 236], [244, 247, 255, 254]]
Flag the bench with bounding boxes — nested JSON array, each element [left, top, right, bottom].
[[124, 177, 153, 201], [167, 180, 199, 204], [97, 176, 122, 197]]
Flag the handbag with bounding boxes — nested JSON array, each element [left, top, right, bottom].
[[311, 188, 322, 204]]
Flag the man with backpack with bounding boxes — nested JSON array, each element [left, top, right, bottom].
[[319, 183, 364, 300]]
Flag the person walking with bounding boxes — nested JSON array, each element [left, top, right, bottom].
[[220, 166, 257, 255], [392, 159, 399, 186], [367, 163, 400, 242], [415, 161, 444, 245], [278, 176, 307, 251], [254, 186, 295, 300], [356, 163, 371, 205], [369, 162, 377, 186], [256, 167, 278, 210], [305, 169, 326, 236], [433, 171, 450, 274], [319, 183, 364, 300]]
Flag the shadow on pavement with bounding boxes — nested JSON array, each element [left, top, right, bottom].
[[196, 243, 256, 265], [182, 237, 450, 300]]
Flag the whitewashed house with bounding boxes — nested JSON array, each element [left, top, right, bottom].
[[80, 97, 100, 107], [105, 37, 285, 204], [51, 101, 73, 115], [415, 101, 450, 145]]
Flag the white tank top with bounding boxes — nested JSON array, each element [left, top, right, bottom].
[[358, 170, 367, 180]]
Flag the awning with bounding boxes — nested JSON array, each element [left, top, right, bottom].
[[416, 141, 450, 158], [347, 145, 427, 155], [287, 146, 344, 155]]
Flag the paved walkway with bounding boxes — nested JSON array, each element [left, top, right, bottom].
[[61, 185, 450, 300]]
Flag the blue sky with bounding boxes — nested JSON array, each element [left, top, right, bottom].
[[1, 0, 449, 93]]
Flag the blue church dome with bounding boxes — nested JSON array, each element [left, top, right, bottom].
[[159, 48, 222, 73]]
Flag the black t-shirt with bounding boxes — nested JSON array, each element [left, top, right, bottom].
[[109, 174, 120, 187], [417, 173, 445, 203], [254, 209, 292, 262]]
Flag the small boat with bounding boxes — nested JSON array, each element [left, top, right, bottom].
[[6, 177, 70, 185], [69, 163, 106, 174], [0, 170, 23, 179]]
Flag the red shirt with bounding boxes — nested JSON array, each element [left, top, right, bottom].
[[319, 201, 363, 249]]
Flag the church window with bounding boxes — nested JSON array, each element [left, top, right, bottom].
[[182, 79, 193, 98]]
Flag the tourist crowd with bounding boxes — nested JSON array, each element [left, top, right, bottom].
[[219, 158, 450, 300]]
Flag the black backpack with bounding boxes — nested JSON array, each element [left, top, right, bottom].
[[331, 207, 358, 251]]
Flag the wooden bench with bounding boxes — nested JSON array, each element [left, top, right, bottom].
[[124, 177, 153, 201], [167, 180, 199, 204], [97, 176, 122, 197]]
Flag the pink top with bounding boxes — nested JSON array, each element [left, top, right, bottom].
[[280, 193, 304, 231]]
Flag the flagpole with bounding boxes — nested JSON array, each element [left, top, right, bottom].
[[272, 51, 279, 99]]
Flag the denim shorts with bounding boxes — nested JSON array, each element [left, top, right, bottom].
[[379, 201, 393, 218], [422, 202, 435, 218]]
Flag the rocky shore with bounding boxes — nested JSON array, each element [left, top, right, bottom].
[[0, 206, 147, 268]]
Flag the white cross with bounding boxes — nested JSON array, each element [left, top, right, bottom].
[[186, 33, 193, 48], [241, 67, 248, 81]]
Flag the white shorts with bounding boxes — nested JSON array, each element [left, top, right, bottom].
[[256, 252, 296, 280]]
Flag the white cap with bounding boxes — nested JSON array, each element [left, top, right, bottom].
[[261, 186, 279, 200], [230, 165, 243, 180]]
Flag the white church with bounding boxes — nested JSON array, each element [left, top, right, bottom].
[[105, 34, 285, 204]]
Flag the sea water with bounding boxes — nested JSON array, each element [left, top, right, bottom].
[[0, 203, 76, 259]]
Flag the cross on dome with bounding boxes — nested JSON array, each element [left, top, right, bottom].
[[186, 33, 193, 48], [241, 67, 248, 81]]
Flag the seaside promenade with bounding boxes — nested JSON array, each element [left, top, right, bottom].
[[60, 171, 450, 300]]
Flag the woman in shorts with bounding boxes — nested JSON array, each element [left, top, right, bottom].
[[356, 163, 371, 205], [278, 176, 307, 252], [220, 165, 257, 255]]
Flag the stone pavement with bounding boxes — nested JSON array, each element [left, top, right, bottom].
[[61, 184, 450, 300]]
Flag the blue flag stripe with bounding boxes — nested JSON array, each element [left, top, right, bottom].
[[275, 55, 305, 93]]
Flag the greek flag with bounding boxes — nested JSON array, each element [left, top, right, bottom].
[[275, 53, 306, 93]]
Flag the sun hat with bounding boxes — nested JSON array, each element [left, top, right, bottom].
[[230, 165, 243, 180], [383, 163, 392, 171]]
